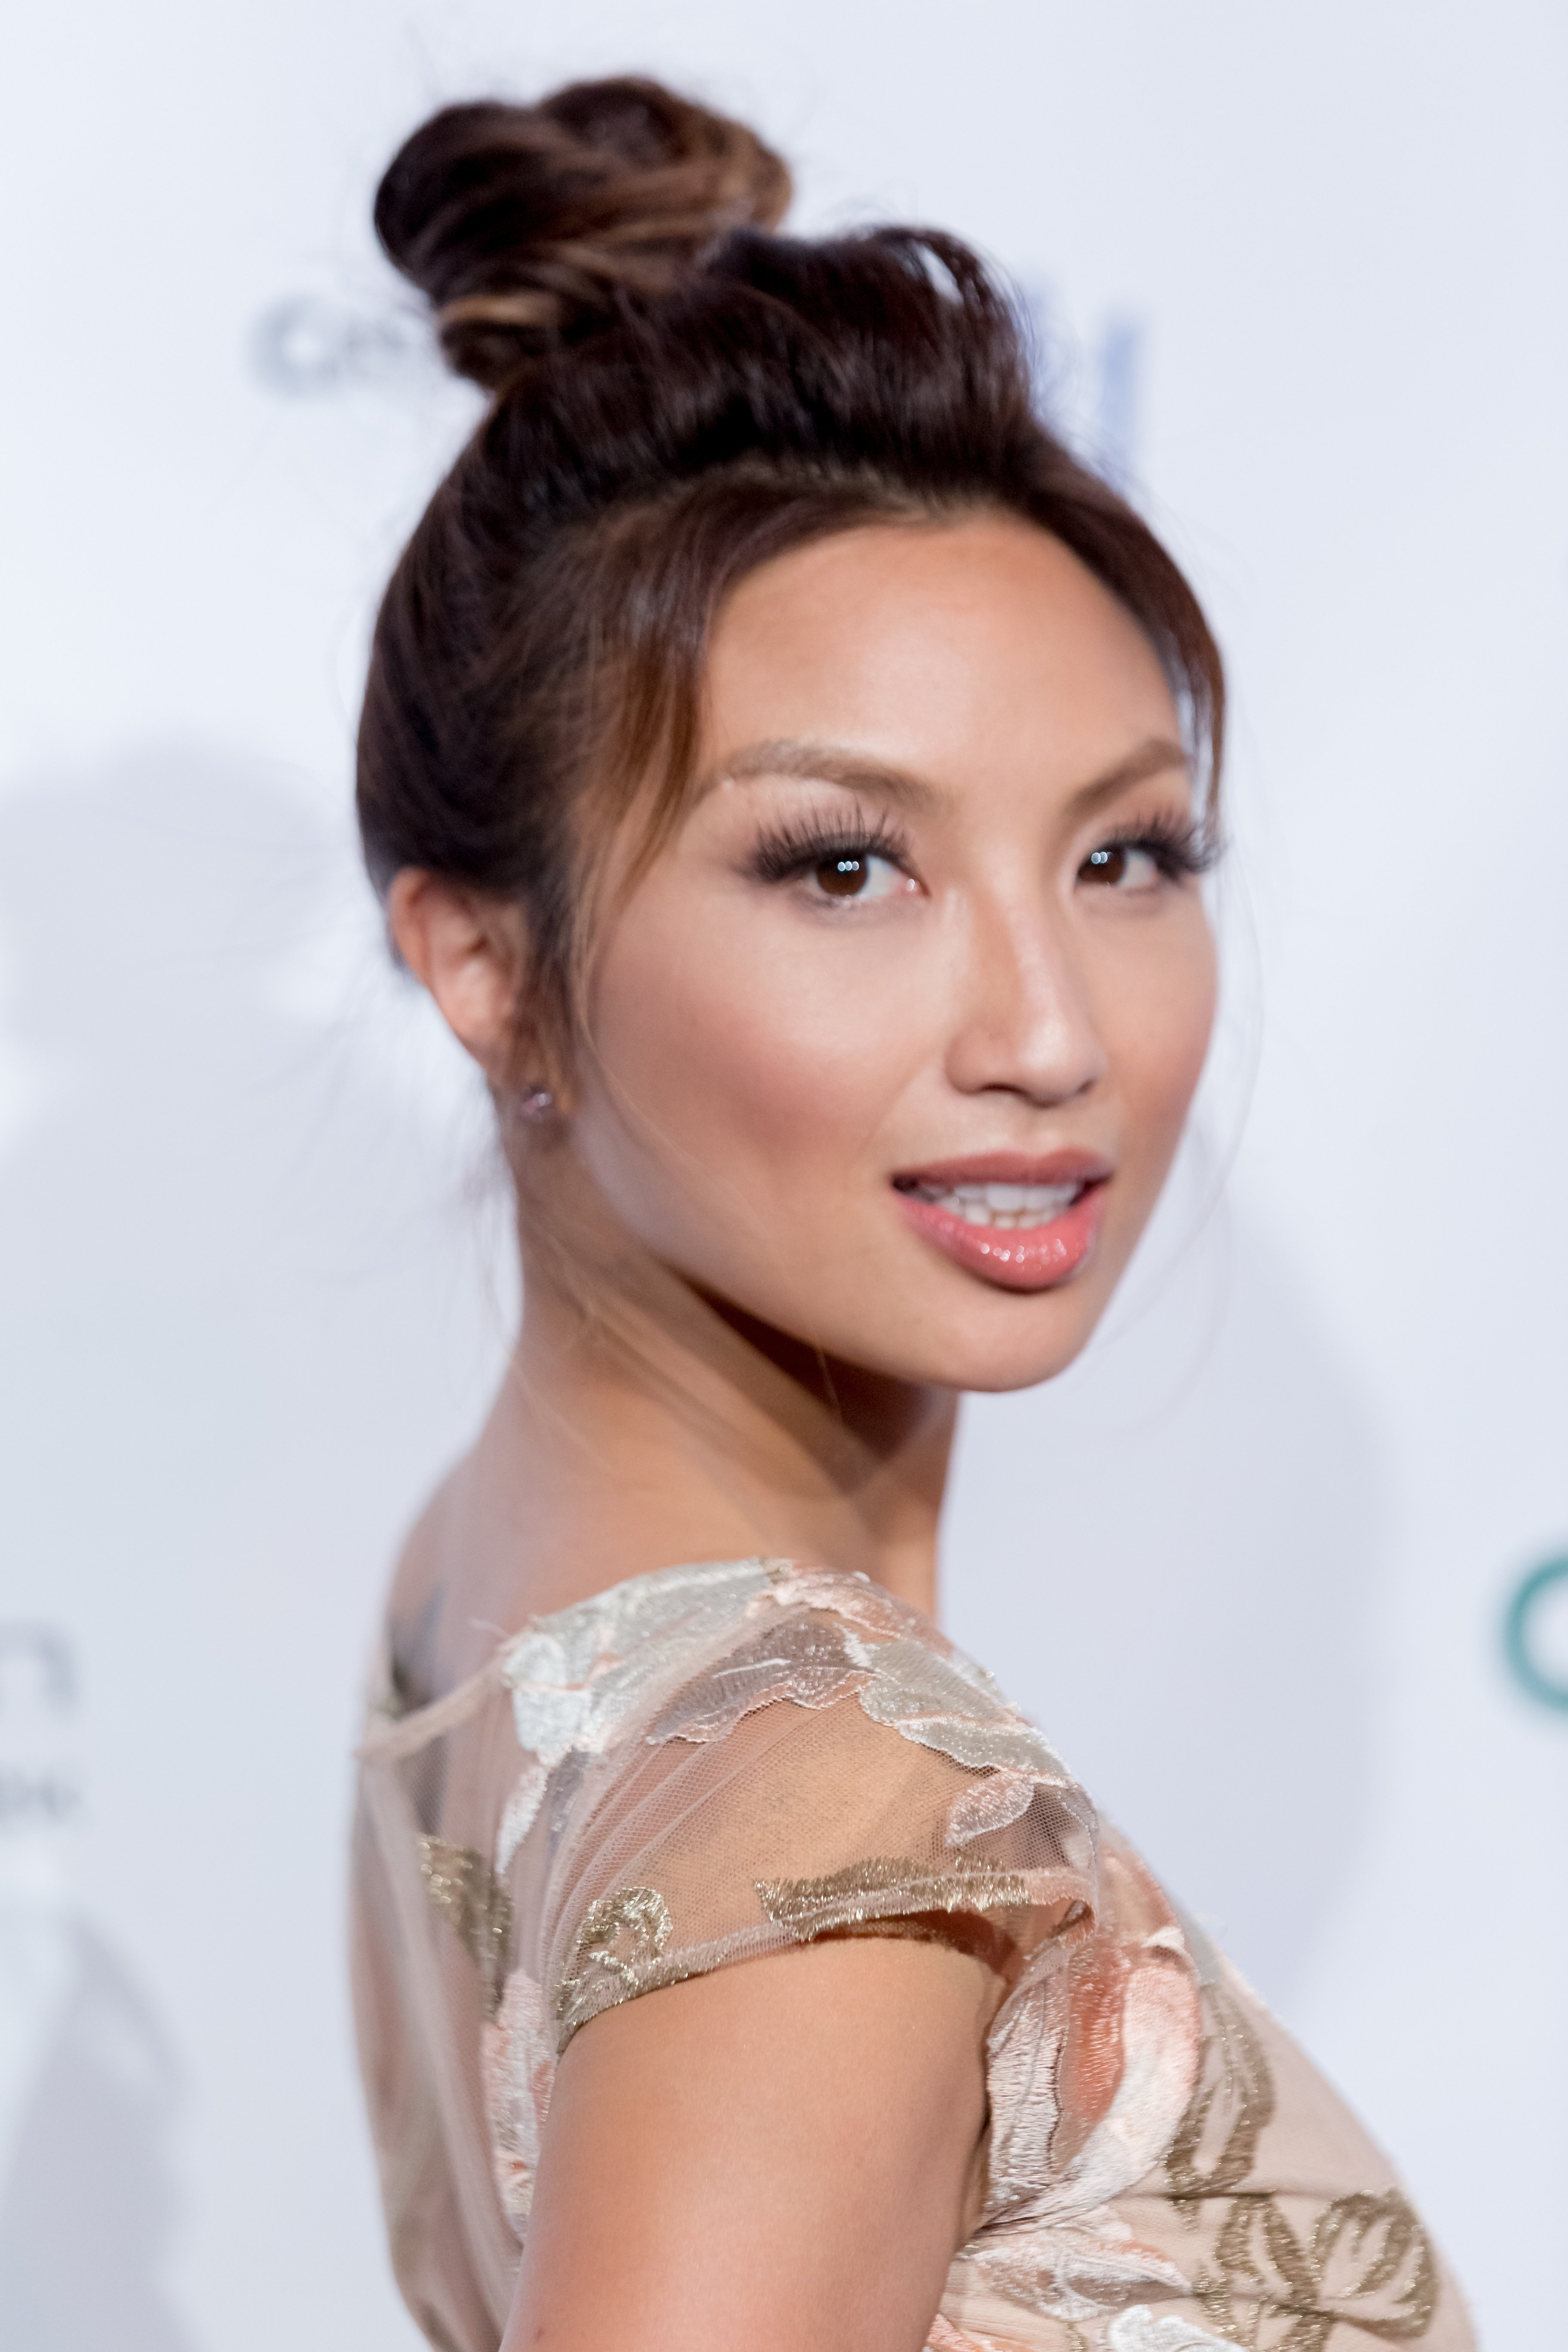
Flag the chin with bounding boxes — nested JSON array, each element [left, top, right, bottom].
[[788, 1281, 1111, 1396], [916, 1316, 1102, 1396]]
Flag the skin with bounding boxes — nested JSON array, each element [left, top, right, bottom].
[[387, 511, 1217, 2352]]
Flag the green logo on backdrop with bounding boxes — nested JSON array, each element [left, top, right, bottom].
[[1504, 1556, 1568, 1712]]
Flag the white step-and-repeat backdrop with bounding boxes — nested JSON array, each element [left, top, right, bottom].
[[2, 2, 1564, 2343]]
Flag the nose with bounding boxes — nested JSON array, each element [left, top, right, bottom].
[[943, 894, 1109, 1109]]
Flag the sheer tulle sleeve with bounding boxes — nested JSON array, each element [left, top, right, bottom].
[[523, 1562, 1102, 2048], [462, 1558, 1114, 2263]]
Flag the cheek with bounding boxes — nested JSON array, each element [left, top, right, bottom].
[[580, 895, 911, 1234], [1111, 920, 1218, 1176]]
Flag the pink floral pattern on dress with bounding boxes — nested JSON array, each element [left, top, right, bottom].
[[481, 1968, 556, 2232]]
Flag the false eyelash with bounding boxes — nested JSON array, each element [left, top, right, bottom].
[[1092, 810, 1223, 879], [747, 806, 913, 886]]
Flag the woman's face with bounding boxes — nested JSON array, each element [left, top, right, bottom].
[[569, 512, 1217, 1393]]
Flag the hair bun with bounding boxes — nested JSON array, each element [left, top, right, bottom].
[[374, 76, 790, 389]]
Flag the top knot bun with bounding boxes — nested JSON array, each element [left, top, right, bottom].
[[374, 76, 791, 389]]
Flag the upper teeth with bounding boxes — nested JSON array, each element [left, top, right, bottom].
[[910, 1180, 1082, 1229]]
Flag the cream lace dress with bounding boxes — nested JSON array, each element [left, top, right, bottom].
[[352, 1557, 1472, 2352]]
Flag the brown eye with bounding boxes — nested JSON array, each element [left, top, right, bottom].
[[815, 854, 871, 898], [807, 850, 908, 903], [1079, 842, 1160, 890]]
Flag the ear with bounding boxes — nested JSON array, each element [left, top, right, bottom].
[[386, 870, 530, 1083]]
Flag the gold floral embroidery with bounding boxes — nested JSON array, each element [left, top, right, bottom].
[[1194, 2188, 1439, 2347], [1165, 1987, 1439, 2344], [416, 1835, 513, 2018], [1166, 1981, 1276, 2211], [756, 1853, 1029, 1936], [554, 1884, 692, 2044]]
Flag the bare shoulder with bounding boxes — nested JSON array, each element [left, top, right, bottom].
[[505, 1933, 999, 2352]]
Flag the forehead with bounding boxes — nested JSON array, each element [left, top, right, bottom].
[[704, 512, 1180, 788]]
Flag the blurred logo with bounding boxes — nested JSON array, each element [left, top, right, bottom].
[[1503, 1556, 1568, 1713], [250, 294, 429, 396], [0, 1625, 80, 1838]]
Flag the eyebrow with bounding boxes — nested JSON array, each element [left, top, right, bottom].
[[710, 740, 945, 812], [1062, 736, 1193, 820], [709, 733, 1191, 818]]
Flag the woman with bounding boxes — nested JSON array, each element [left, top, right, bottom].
[[351, 75, 1469, 2352]]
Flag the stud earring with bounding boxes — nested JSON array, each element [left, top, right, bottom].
[[513, 1085, 555, 1123]]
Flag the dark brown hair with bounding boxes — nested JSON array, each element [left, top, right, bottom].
[[358, 75, 1224, 1077]]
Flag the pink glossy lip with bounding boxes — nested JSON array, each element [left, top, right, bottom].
[[891, 1151, 1112, 1294]]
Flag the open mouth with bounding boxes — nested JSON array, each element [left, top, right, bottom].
[[890, 1155, 1111, 1292], [895, 1177, 1087, 1231]]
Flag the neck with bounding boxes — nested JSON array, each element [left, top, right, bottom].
[[440, 1232, 956, 1659]]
